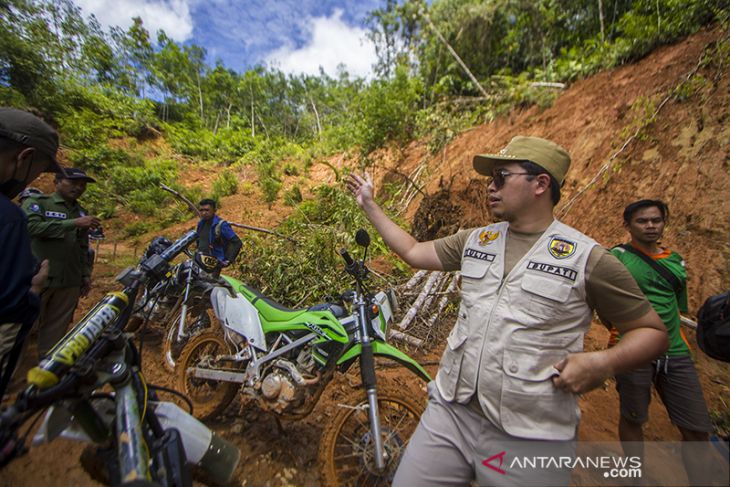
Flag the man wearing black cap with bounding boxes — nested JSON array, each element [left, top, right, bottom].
[[0, 107, 63, 397], [22, 167, 100, 357], [348, 136, 669, 485]]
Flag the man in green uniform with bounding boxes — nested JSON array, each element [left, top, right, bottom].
[[22, 167, 100, 356], [611, 199, 713, 485]]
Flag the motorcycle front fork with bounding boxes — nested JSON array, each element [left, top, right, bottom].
[[359, 336, 387, 471], [176, 269, 194, 342]]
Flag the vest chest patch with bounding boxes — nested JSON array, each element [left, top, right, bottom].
[[45, 210, 67, 219], [548, 237, 576, 259], [464, 248, 496, 262], [527, 260, 578, 281], [478, 229, 500, 246]]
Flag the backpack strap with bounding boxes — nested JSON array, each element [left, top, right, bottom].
[[617, 244, 683, 296], [214, 220, 227, 242]]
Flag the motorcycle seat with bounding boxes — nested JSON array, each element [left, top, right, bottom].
[[248, 288, 304, 314], [307, 303, 347, 318]]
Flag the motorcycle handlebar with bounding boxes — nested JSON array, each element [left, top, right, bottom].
[[339, 248, 354, 267]]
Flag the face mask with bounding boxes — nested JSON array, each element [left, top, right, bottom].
[[0, 154, 35, 199], [0, 178, 27, 199]]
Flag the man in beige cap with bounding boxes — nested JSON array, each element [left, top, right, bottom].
[[348, 135, 668, 485]]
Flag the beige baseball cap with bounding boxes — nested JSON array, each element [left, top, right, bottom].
[[473, 136, 571, 185]]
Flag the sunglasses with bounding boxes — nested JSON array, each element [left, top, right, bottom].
[[489, 169, 532, 189]]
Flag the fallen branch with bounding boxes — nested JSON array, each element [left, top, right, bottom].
[[400, 270, 428, 292], [397, 271, 444, 330], [398, 162, 428, 215], [161, 183, 200, 217], [161, 183, 297, 243], [426, 273, 460, 328], [400, 290, 456, 297], [228, 222, 298, 244], [388, 329, 424, 347], [529, 82, 566, 89]]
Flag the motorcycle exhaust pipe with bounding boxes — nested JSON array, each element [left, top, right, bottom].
[[153, 401, 240, 484]]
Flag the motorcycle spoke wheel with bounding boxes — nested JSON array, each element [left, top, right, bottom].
[[319, 387, 425, 487], [162, 306, 216, 372], [176, 332, 238, 421]]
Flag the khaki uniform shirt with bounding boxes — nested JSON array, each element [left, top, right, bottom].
[[22, 192, 91, 289]]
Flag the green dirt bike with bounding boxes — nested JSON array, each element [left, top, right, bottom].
[[176, 229, 431, 486]]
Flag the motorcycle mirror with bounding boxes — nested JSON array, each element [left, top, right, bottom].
[[355, 229, 370, 248]]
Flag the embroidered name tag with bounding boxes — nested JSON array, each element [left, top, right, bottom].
[[45, 211, 67, 219], [527, 261, 577, 281], [464, 248, 496, 262]]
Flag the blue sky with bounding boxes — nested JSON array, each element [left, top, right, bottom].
[[73, 0, 385, 77]]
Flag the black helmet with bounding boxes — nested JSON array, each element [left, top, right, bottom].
[[18, 187, 42, 201]]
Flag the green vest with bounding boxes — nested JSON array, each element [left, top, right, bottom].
[[22, 192, 91, 288]]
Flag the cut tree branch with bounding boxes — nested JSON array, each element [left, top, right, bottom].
[[161, 183, 297, 243], [161, 183, 200, 217]]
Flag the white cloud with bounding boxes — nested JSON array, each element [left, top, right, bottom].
[[265, 9, 376, 78], [73, 0, 194, 42]]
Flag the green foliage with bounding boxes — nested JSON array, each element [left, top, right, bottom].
[[674, 75, 708, 102], [68, 144, 141, 175], [82, 183, 117, 218], [123, 220, 154, 238], [165, 122, 256, 163], [354, 66, 423, 154], [211, 169, 239, 201], [236, 183, 405, 306], [258, 165, 282, 204], [282, 162, 300, 176], [1, 0, 724, 248], [283, 185, 303, 206], [619, 95, 659, 142]]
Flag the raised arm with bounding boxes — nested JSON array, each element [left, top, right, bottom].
[[347, 173, 443, 271]]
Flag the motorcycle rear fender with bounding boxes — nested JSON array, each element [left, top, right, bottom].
[[337, 341, 431, 383]]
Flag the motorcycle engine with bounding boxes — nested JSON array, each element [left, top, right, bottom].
[[257, 359, 317, 414]]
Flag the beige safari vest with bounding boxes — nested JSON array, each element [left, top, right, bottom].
[[435, 220, 597, 440]]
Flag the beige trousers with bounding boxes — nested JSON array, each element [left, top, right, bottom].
[[393, 382, 575, 487]]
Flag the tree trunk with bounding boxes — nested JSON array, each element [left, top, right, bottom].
[[309, 95, 322, 137], [422, 10, 489, 99], [598, 0, 606, 43], [250, 86, 255, 138], [196, 71, 204, 121]]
